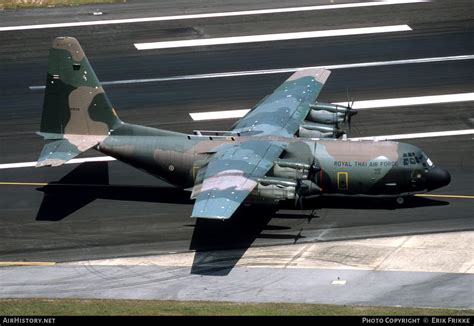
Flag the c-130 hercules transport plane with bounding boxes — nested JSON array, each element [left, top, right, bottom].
[[36, 37, 451, 220]]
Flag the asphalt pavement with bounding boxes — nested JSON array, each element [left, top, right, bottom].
[[0, 0, 472, 307]]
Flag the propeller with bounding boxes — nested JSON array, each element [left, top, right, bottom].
[[344, 89, 357, 133], [294, 180, 304, 210]]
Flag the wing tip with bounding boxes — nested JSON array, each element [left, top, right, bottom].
[[288, 68, 331, 83]]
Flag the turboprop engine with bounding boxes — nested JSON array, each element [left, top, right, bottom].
[[298, 122, 345, 138], [307, 101, 357, 126], [250, 177, 321, 202]]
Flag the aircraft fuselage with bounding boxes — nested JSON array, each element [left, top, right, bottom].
[[98, 128, 450, 205]]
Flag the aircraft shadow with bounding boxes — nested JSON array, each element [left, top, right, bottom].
[[35, 162, 192, 221], [314, 196, 449, 209], [274, 196, 449, 216], [34, 163, 287, 275], [36, 163, 448, 221], [189, 206, 275, 276], [35, 162, 450, 276]]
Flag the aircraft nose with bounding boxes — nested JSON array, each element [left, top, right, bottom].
[[426, 167, 451, 190]]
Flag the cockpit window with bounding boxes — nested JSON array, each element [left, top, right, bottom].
[[426, 158, 434, 167], [421, 152, 435, 168], [402, 151, 434, 168]]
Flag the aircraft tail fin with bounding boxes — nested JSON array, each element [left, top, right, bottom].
[[37, 37, 122, 167]]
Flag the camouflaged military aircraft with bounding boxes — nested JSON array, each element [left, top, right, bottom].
[[36, 37, 451, 219]]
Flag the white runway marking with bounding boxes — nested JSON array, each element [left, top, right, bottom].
[[134, 25, 412, 50], [1, 129, 472, 170], [189, 92, 474, 121], [331, 279, 348, 286], [351, 129, 474, 141], [29, 55, 474, 90], [189, 109, 250, 121], [0, 156, 115, 170], [0, 1, 426, 32], [333, 92, 474, 109]]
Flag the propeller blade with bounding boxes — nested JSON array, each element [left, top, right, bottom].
[[348, 114, 352, 132], [294, 179, 306, 209], [344, 89, 356, 132], [294, 179, 300, 208], [294, 192, 304, 209], [346, 88, 350, 108], [348, 107, 358, 132]]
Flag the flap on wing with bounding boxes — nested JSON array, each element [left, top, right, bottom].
[[191, 171, 257, 219], [190, 165, 208, 199]]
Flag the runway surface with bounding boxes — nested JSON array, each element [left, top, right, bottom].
[[2, 231, 473, 308], [0, 0, 473, 307]]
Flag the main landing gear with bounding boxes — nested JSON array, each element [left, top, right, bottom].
[[396, 196, 405, 205]]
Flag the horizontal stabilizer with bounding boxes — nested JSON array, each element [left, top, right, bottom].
[[36, 132, 64, 140], [36, 138, 99, 167]]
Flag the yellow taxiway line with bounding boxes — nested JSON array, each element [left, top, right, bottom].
[[0, 261, 56, 266], [415, 194, 474, 199], [0, 182, 48, 186], [0, 182, 472, 199]]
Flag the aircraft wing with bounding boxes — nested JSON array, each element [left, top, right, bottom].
[[191, 140, 286, 219], [230, 68, 331, 138], [190, 68, 330, 219]]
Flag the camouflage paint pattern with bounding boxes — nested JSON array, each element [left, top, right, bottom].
[[231, 69, 330, 137], [37, 37, 123, 167], [36, 37, 451, 220], [98, 134, 436, 198]]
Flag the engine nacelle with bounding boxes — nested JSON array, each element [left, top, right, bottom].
[[270, 160, 312, 179], [248, 177, 321, 205], [251, 177, 297, 202], [298, 123, 345, 138], [306, 109, 345, 124], [307, 102, 357, 125], [309, 102, 352, 114]]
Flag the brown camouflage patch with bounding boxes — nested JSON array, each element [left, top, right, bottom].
[[319, 140, 399, 162], [66, 86, 109, 135], [52, 37, 85, 62]]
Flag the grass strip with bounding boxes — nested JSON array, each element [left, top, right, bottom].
[[0, 299, 472, 316]]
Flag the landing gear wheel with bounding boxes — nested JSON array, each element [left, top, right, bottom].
[[396, 196, 405, 205]]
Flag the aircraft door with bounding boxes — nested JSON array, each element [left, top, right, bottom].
[[337, 172, 349, 191]]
